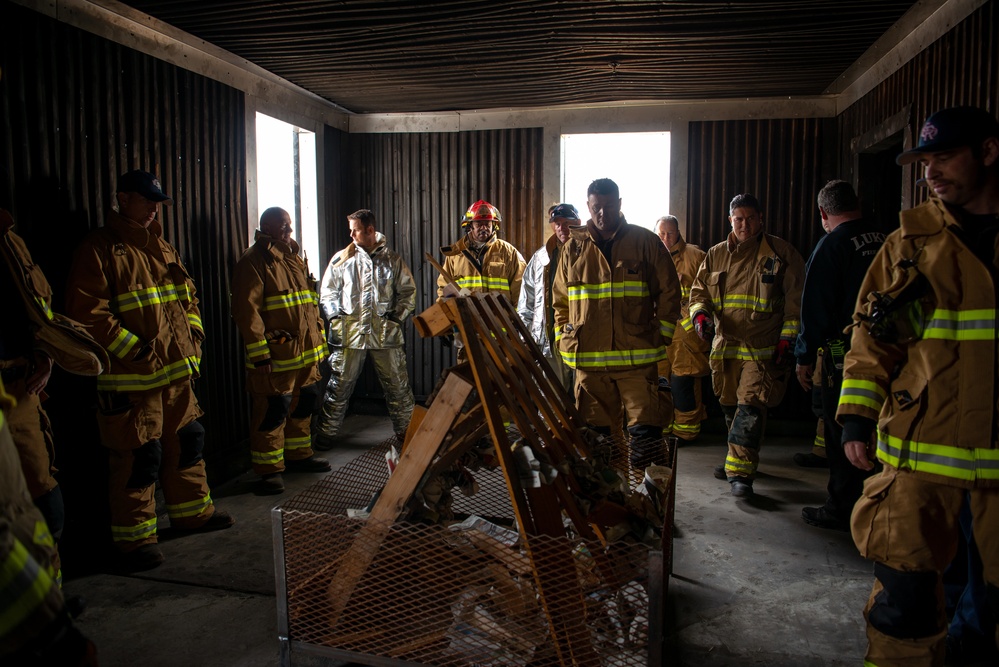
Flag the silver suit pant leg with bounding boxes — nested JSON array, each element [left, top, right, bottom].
[[369, 347, 415, 435], [317, 347, 368, 437]]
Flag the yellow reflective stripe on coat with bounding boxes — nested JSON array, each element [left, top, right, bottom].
[[567, 281, 650, 301], [679, 315, 694, 332], [188, 312, 203, 332], [455, 276, 510, 292], [285, 435, 312, 451], [96, 356, 200, 392], [921, 308, 996, 340], [111, 517, 158, 543], [0, 535, 56, 636], [109, 328, 141, 359], [166, 494, 212, 519], [838, 379, 887, 412], [34, 296, 54, 320], [878, 431, 999, 481], [32, 519, 54, 551], [560, 346, 666, 369], [245, 339, 270, 362], [680, 285, 691, 299], [718, 293, 774, 312], [252, 448, 284, 466], [781, 319, 799, 338], [112, 283, 186, 313], [708, 345, 775, 361], [263, 289, 319, 312], [253, 343, 328, 372], [660, 320, 676, 339]]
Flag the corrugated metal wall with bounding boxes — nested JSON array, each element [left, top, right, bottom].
[[686, 118, 830, 254], [334, 129, 545, 400], [837, 0, 999, 208], [0, 2, 250, 486]]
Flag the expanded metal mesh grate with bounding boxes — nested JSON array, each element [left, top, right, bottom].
[[277, 433, 672, 667]]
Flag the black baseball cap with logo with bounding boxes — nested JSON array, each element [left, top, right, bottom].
[[117, 170, 172, 203], [896, 106, 999, 166], [548, 203, 580, 221]]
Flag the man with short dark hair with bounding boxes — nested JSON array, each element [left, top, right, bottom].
[[839, 106, 999, 666], [654, 214, 709, 442], [689, 193, 805, 497], [232, 206, 331, 495], [794, 180, 882, 530], [552, 178, 681, 469], [518, 202, 579, 393], [316, 209, 416, 448], [66, 170, 234, 572]]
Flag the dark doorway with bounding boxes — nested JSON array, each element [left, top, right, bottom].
[[857, 133, 904, 235]]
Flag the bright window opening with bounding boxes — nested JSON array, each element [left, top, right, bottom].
[[255, 113, 319, 268], [561, 132, 671, 230]]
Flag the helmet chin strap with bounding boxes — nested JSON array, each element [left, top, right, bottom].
[[467, 229, 496, 250]]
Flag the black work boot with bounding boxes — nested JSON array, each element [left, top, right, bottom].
[[255, 473, 285, 495], [285, 456, 332, 473], [118, 544, 165, 573], [801, 506, 849, 531]]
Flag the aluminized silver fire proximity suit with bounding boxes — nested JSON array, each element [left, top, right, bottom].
[[517, 234, 573, 394], [317, 232, 416, 438]]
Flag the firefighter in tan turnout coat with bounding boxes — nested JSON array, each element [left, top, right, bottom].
[[553, 178, 681, 469], [689, 193, 805, 497], [838, 106, 999, 667], [232, 206, 331, 496], [437, 199, 525, 304], [66, 170, 234, 572], [654, 215, 710, 441]]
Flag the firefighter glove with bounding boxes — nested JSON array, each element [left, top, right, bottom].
[[692, 313, 715, 343], [774, 339, 792, 366]]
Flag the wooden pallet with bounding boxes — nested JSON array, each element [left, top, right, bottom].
[[327, 292, 667, 665]]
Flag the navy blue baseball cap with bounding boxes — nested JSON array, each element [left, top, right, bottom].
[[548, 203, 580, 221], [896, 106, 999, 165], [117, 170, 172, 203]]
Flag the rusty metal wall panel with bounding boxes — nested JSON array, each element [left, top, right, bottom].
[[837, 1, 999, 209], [0, 3, 249, 480], [686, 118, 828, 254], [330, 129, 545, 400]]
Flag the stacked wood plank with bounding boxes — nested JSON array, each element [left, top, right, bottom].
[[321, 292, 673, 666]]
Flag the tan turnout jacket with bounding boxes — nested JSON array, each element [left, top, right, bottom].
[[437, 233, 526, 305], [689, 231, 805, 362], [664, 238, 710, 376], [552, 220, 681, 371], [838, 197, 999, 488], [66, 211, 203, 393], [231, 231, 326, 376]]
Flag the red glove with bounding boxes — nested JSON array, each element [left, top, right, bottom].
[[774, 339, 792, 365], [692, 313, 715, 343]]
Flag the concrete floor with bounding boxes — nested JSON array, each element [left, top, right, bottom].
[[64, 416, 874, 666]]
